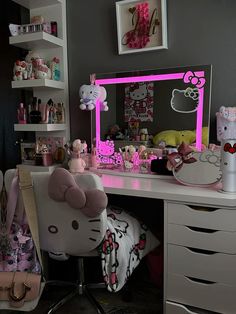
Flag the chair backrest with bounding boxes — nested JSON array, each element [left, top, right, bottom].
[[4, 169, 107, 256]]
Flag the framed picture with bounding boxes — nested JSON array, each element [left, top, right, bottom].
[[116, 0, 168, 55], [20, 142, 36, 165]]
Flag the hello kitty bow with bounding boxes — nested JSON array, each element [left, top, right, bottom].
[[48, 168, 108, 217], [183, 71, 206, 88], [167, 142, 197, 172]]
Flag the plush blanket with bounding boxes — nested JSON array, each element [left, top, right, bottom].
[[98, 206, 160, 292]]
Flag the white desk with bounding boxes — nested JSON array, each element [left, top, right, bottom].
[[101, 173, 236, 314]]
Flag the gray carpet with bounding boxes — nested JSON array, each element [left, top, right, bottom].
[[2, 262, 163, 314]]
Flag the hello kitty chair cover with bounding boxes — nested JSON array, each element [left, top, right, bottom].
[[4, 168, 159, 293]]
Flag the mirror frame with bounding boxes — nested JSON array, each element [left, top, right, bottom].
[[95, 67, 210, 153]]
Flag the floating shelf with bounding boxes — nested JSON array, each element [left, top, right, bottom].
[[14, 123, 66, 132], [17, 163, 61, 173], [12, 0, 62, 9], [11, 79, 65, 89], [9, 32, 63, 49]]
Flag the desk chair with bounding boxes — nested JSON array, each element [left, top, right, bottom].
[[4, 168, 108, 314]]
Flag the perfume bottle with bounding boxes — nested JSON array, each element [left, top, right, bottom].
[[17, 103, 26, 124]]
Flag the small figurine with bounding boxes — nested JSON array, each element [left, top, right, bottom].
[[13, 60, 27, 80], [68, 139, 87, 173]]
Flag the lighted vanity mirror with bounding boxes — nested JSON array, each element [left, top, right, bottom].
[[91, 64, 212, 173]]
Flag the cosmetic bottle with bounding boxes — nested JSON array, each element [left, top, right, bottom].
[[91, 146, 98, 168], [30, 97, 41, 124], [17, 103, 27, 124]]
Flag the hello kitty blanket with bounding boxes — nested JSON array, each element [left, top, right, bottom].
[[98, 206, 159, 292]]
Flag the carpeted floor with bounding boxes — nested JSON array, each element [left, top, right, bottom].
[[3, 260, 163, 314]]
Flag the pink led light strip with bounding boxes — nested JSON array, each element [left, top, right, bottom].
[[95, 71, 205, 151]]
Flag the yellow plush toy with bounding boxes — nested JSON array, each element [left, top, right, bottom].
[[153, 129, 196, 147]]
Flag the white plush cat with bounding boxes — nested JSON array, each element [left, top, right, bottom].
[[79, 84, 108, 111]]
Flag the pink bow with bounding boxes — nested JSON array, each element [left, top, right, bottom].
[[183, 71, 206, 88], [48, 168, 108, 218], [167, 142, 197, 172]]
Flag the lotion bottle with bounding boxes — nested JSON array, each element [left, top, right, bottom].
[[17, 103, 26, 124]]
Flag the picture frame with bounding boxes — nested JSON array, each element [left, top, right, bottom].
[[116, 0, 168, 55], [20, 142, 36, 165]]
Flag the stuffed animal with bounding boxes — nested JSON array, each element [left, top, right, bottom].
[[68, 139, 87, 173], [153, 129, 196, 148], [79, 84, 108, 111]]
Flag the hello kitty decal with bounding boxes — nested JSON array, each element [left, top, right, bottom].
[[97, 140, 122, 165], [124, 82, 154, 122]]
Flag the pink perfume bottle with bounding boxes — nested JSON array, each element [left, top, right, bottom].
[[17, 103, 26, 124]]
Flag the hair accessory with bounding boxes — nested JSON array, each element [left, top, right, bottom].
[[167, 142, 197, 172], [183, 71, 206, 88], [48, 168, 108, 217]]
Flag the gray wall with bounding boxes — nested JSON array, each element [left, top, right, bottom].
[[67, 0, 236, 145]]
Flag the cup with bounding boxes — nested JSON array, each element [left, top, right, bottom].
[[221, 138, 236, 193]]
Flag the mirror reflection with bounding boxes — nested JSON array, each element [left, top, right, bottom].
[[91, 65, 212, 173]]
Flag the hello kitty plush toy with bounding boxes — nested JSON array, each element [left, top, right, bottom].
[[68, 139, 87, 173], [79, 84, 108, 111]]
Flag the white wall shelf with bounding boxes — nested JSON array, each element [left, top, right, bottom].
[[9, 31, 63, 49], [11, 0, 69, 171], [12, 0, 62, 9], [11, 79, 65, 89], [14, 123, 66, 132]]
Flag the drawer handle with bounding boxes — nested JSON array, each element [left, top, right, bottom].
[[187, 247, 217, 255], [181, 303, 216, 314], [188, 205, 219, 212], [186, 276, 216, 285], [186, 226, 217, 233]]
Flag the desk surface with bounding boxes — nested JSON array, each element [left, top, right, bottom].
[[101, 173, 236, 208]]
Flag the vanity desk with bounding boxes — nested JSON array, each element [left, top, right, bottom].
[[101, 173, 236, 314]]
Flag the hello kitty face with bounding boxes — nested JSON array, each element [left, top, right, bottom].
[[98, 140, 114, 157], [216, 106, 236, 141], [129, 83, 148, 101], [79, 85, 101, 103]]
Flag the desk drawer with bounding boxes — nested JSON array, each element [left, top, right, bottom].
[[167, 202, 236, 231], [167, 273, 236, 313], [166, 301, 216, 314], [168, 244, 236, 285], [168, 224, 236, 254]]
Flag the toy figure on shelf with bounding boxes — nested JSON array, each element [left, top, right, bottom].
[[68, 139, 87, 173], [13, 60, 27, 80], [79, 84, 108, 111]]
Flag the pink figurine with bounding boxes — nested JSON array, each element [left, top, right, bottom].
[[68, 139, 87, 173]]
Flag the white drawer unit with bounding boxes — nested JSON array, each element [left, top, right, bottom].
[[167, 223, 236, 254], [166, 301, 218, 314], [168, 244, 236, 285], [167, 202, 236, 231], [165, 201, 236, 314], [167, 273, 236, 314]]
